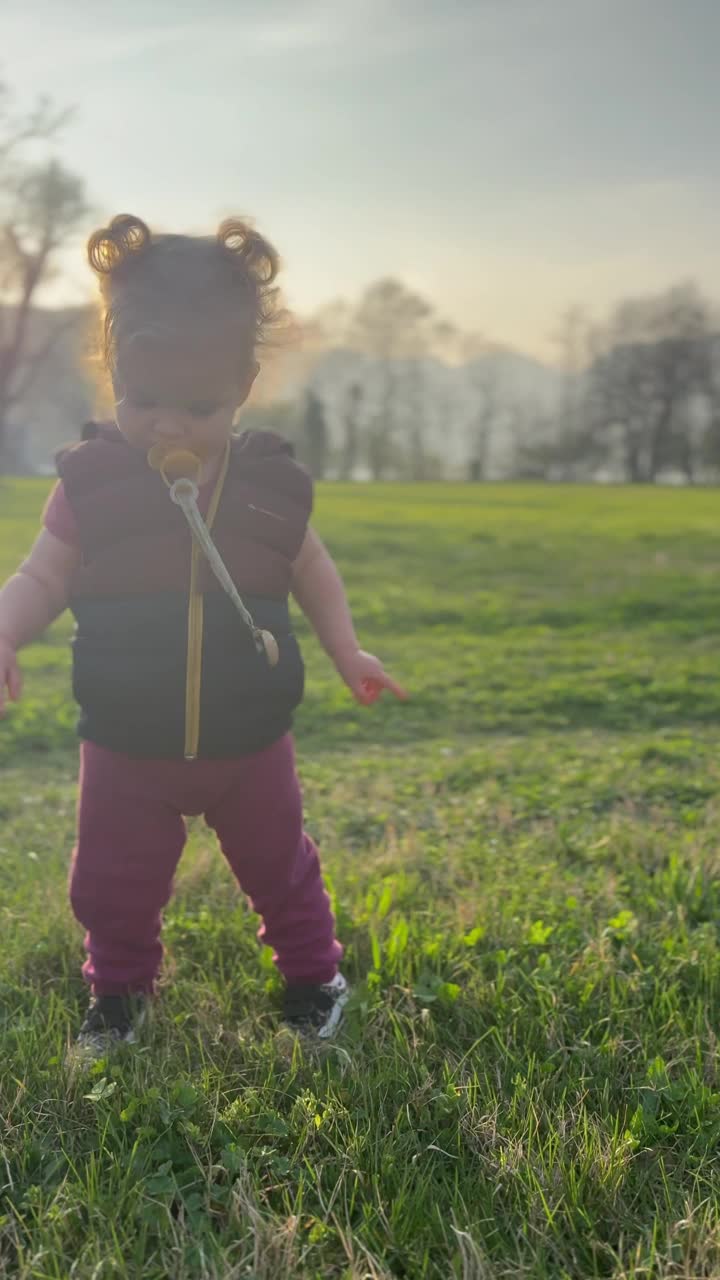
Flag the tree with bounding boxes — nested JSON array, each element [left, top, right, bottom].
[[584, 284, 716, 483], [340, 381, 363, 480], [0, 82, 88, 470], [585, 341, 653, 481], [301, 389, 329, 479], [348, 279, 435, 480], [508, 404, 564, 480], [304, 285, 462, 481], [455, 333, 507, 481], [551, 305, 594, 476], [700, 337, 720, 478]]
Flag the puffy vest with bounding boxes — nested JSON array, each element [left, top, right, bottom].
[[57, 423, 313, 759]]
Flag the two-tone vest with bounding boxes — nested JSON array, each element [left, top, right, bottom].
[[57, 424, 313, 759]]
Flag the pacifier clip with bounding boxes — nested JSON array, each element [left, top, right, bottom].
[[147, 444, 279, 667]]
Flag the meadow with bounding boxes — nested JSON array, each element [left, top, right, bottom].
[[2, 478, 720, 1279]]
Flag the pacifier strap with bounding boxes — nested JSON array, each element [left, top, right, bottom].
[[148, 442, 279, 666]]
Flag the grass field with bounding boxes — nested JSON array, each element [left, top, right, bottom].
[[3, 478, 720, 1279]]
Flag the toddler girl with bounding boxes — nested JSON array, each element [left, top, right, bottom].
[[0, 214, 404, 1053]]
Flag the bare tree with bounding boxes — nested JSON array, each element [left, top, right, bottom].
[[552, 305, 594, 464], [583, 284, 715, 483], [508, 404, 564, 480], [468, 368, 498, 481], [397, 355, 433, 480], [340, 381, 363, 480], [348, 279, 435, 479], [457, 334, 503, 481], [649, 287, 714, 483], [300, 388, 329, 479], [0, 82, 88, 470], [700, 337, 720, 478], [585, 341, 652, 481]]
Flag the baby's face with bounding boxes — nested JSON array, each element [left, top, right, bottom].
[[113, 335, 257, 460]]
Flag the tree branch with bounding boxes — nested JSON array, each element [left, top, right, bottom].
[[11, 310, 80, 405], [0, 89, 73, 165]]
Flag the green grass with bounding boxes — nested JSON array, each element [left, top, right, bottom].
[[2, 478, 720, 1278]]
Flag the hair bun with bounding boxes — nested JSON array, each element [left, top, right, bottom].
[[216, 218, 279, 285], [87, 213, 151, 275]]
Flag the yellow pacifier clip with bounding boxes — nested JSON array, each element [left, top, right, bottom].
[[147, 444, 279, 667]]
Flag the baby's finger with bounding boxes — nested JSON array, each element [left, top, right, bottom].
[[359, 677, 382, 705], [380, 671, 408, 701]]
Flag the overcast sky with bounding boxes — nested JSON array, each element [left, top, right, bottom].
[[4, 0, 719, 359]]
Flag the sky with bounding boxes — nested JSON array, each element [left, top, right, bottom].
[[3, 0, 720, 360]]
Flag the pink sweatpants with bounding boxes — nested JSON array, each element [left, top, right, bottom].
[[68, 734, 342, 995]]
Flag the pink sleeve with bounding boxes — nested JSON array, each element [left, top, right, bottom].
[[42, 481, 81, 548]]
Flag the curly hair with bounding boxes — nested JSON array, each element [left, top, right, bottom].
[[87, 213, 286, 374]]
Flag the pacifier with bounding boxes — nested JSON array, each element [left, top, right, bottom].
[[147, 443, 202, 486]]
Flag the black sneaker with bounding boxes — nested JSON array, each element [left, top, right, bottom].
[[282, 973, 350, 1040], [76, 994, 147, 1056]]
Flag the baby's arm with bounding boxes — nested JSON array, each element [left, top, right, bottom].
[[290, 528, 406, 703], [0, 530, 81, 716]]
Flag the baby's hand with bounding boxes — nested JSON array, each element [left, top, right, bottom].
[[337, 648, 407, 705], [0, 636, 22, 717]]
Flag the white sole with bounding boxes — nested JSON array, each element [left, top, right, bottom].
[[317, 982, 350, 1040]]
